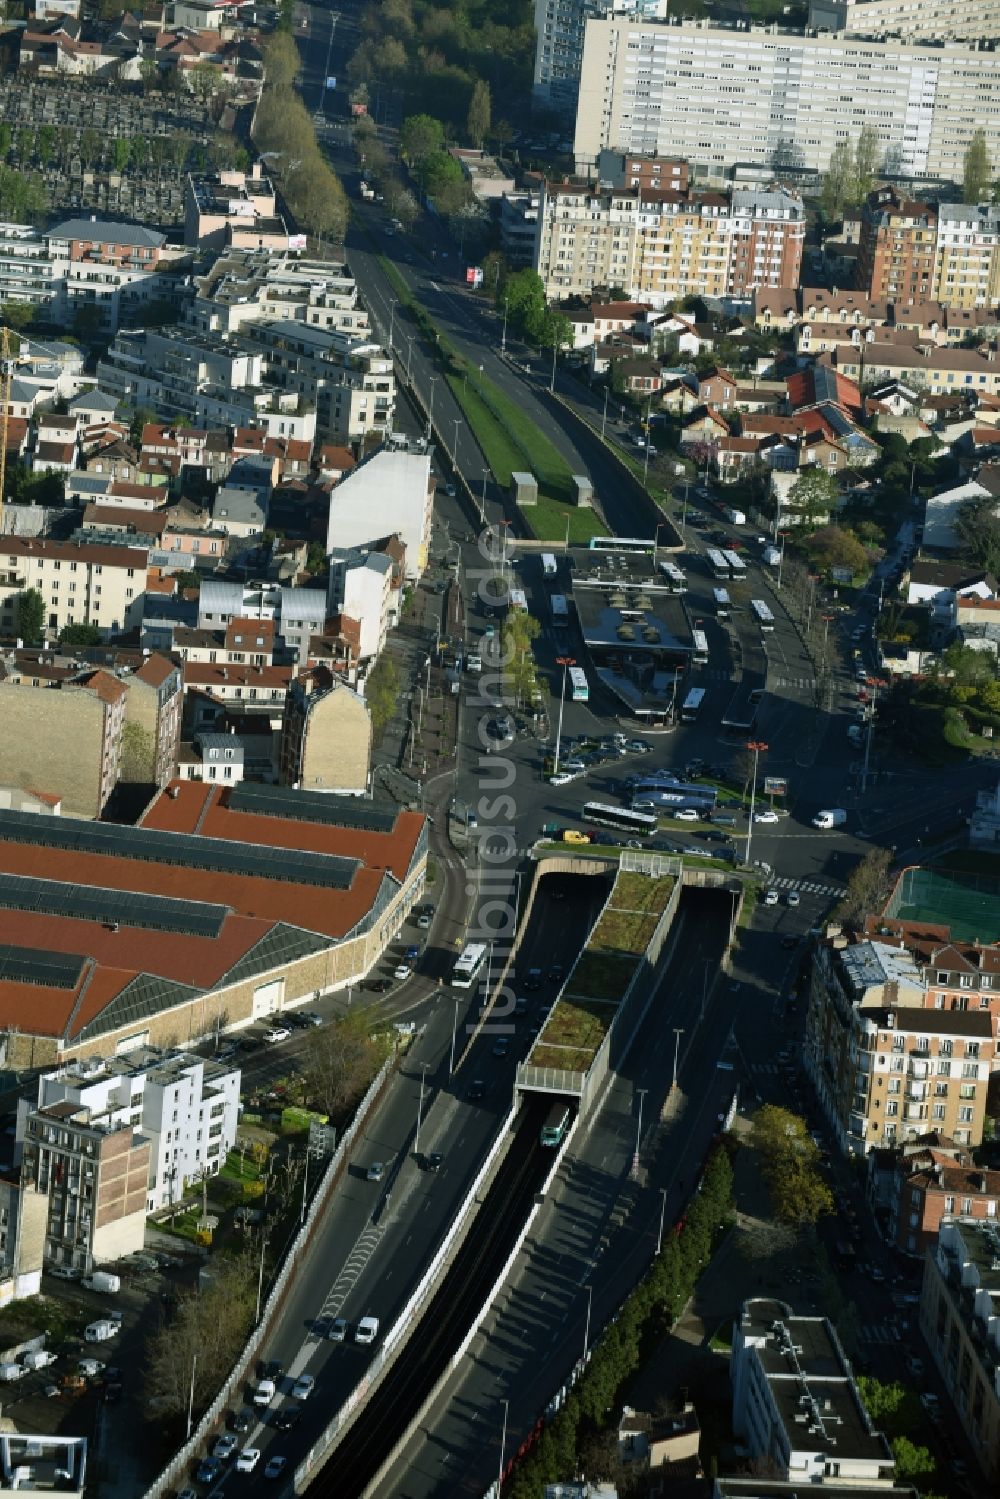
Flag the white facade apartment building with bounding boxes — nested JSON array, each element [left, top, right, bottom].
[[325, 443, 433, 580], [19, 1049, 241, 1214], [809, 0, 1000, 44], [189, 249, 374, 341], [328, 549, 393, 663], [534, 181, 804, 305], [198, 580, 328, 667], [533, 0, 666, 113], [0, 536, 147, 640], [573, 18, 1000, 187], [0, 218, 177, 333]]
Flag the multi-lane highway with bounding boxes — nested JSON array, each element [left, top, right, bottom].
[[176, 17, 1000, 1497]]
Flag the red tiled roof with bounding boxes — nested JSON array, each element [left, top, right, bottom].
[[143, 781, 424, 887], [79, 669, 128, 706], [183, 663, 292, 691], [134, 654, 177, 688]]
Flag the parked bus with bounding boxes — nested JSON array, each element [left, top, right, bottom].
[[658, 560, 687, 593], [680, 687, 706, 721], [712, 588, 731, 619], [550, 594, 569, 624], [581, 802, 657, 837], [452, 942, 489, 990], [508, 587, 528, 613], [587, 536, 654, 554], [568, 666, 589, 702], [631, 780, 716, 810], [722, 549, 747, 583], [751, 598, 775, 632], [541, 553, 558, 578], [691, 629, 709, 667], [707, 548, 731, 580], [541, 1101, 572, 1147]]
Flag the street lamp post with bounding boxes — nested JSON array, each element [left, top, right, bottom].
[[549, 338, 559, 393], [426, 375, 438, 442], [680, 481, 689, 534], [449, 997, 461, 1076], [777, 530, 788, 589], [498, 1399, 509, 1494], [553, 655, 575, 776], [501, 297, 509, 356], [406, 335, 415, 383], [672, 1027, 684, 1091], [652, 523, 663, 570], [582, 1283, 593, 1362], [632, 1087, 648, 1178], [414, 1060, 430, 1155], [656, 1186, 668, 1255], [480, 468, 489, 523], [601, 386, 610, 439], [744, 739, 768, 868], [452, 417, 461, 467], [388, 297, 397, 350], [860, 676, 886, 795]]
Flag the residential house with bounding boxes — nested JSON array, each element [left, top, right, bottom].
[[868, 1136, 1000, 1257], [183, 169, 287, 253], [0, 534, 148, 640], [197, 580, 327, 667], [279, 666, 371, 795], [679, 406, 730, 448], [0, 664, 127, 818]]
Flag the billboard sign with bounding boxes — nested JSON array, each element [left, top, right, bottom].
[[763, 776, 788, 797], [466, 266, 484, 287]]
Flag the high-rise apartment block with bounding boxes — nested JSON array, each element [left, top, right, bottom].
[[534, 181, 804, 305], [809, 0, 1000, 43], [573, 18, 1000, 187]]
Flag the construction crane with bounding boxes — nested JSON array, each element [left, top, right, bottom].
[[0, 326, 13, 539]]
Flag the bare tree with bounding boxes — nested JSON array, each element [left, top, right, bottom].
[[301, 1007, 390, 1120]]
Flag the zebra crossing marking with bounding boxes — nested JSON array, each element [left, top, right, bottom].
[[772, 875, 845, 898]]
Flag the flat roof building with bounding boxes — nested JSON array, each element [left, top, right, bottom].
[[573, 18, 1000, 187], [732, 1298, 895, 1485]]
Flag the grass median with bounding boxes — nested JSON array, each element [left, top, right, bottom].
[[373, 248, 607, 542]]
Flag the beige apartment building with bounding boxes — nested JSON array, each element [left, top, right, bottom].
[[0, 669, 127, 817], [809, 0, 1000, 43], [573, 18, 1000, 187], [534, 181, 804, 306], [805, 938, 995, 1157], [279, 666, 371, 794], [0, 536, 147, 640], [120, 655, 183, 788], [933, 204, 1000, 311]]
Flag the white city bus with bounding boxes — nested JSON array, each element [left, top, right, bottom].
[[751, 599, 775, 632], [568, 666, 589, 702], [551, 594, 569, 624], [722, 549, 747, 583], [580, 802, 657, 836], [707, 548, 731, 579], [691, 629, 709, 666], [452, 942, 489, 990], [541, 553, 558, 578], [712, 587, 731, 618], [658, 560, 687, 593]]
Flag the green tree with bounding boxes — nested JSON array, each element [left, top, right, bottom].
[[963, 129, 992, 204], [839, 846, 894, 927], [400, 113, 445, 168], [466, 80, 491, 148], [821, 140, 856, 219], [262, 30, 300, 91], [35, 126, 55, 167], [787, 468, 839, 527], [58, 623, 102, 648], [891, 1436, 936, 1484], [79, 128, 101, 170], [16, 589, 44, 644], [364, 653, 399, 740], [854, 124, 880, 201], [113, 138, 131, 174], [806, 525, 869, 576], [956, 492, 1000, 575], [0, 300, 35, 331], [751, 1105, 833, 1226]]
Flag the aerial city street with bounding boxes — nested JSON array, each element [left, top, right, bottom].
[[0, 0, 997, 1497]]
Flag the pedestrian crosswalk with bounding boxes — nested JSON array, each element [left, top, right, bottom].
[[859, 1321, 903, 1346], [702, 669, 818, 691], [771, 874, 845, 899]]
